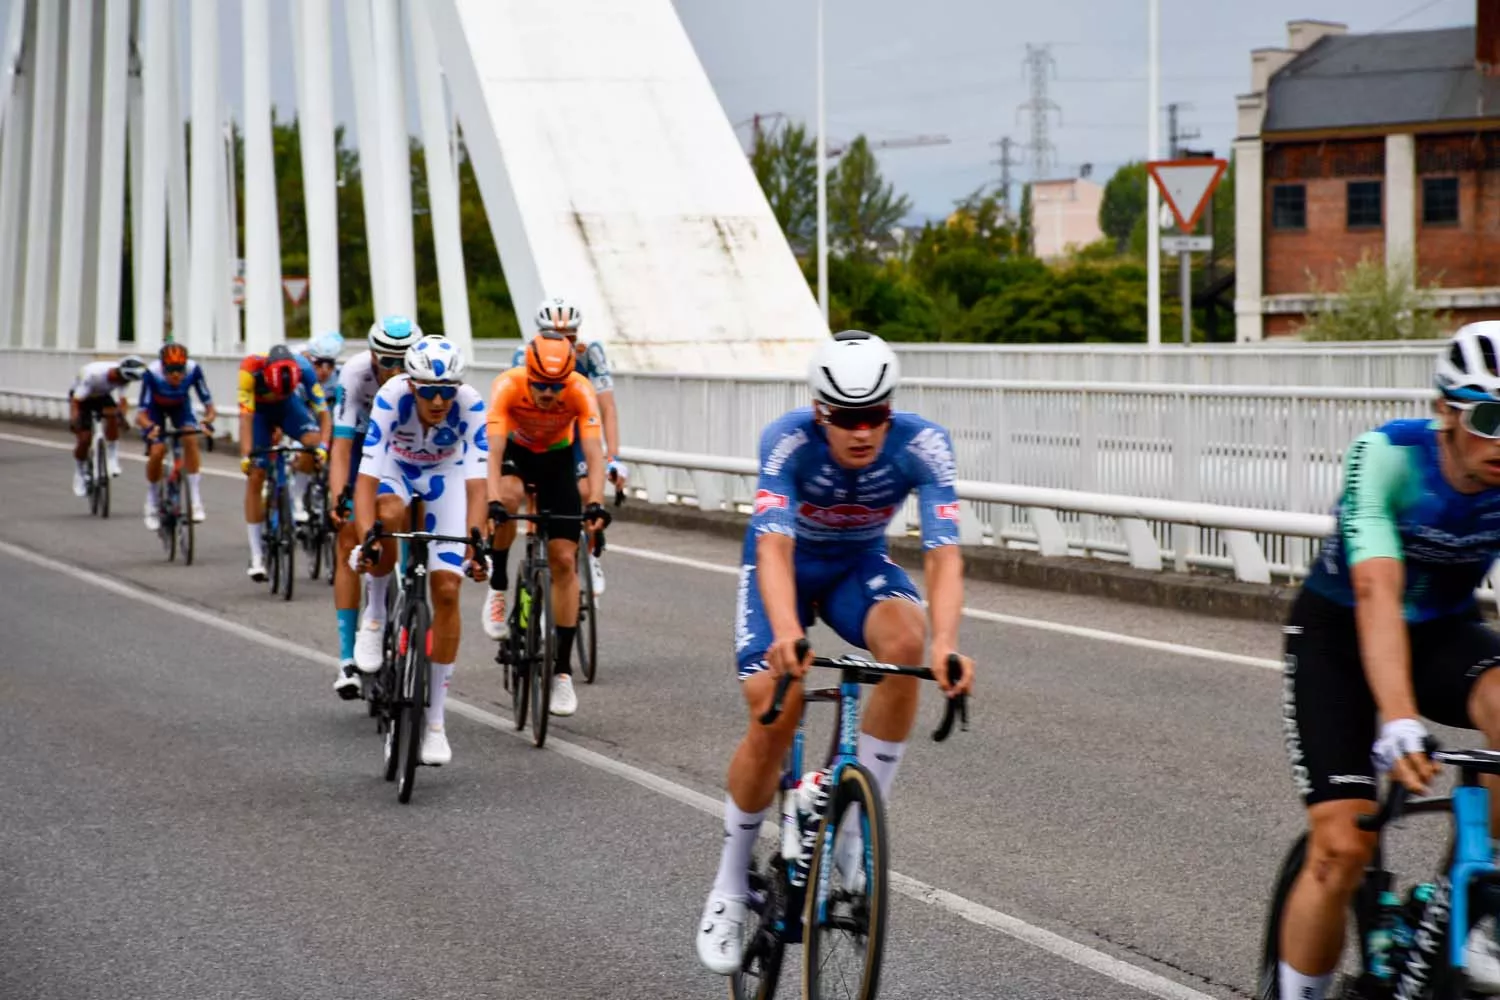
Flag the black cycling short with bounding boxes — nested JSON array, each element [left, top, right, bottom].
[[1282, 587, 1500, 806], [71, 395, 119, 432], [500, 440, 581, 531]]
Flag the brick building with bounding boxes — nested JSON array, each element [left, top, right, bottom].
[[1233, 12, 1500, 340]]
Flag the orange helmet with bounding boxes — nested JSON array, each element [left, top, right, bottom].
[[160, 342, 189, 366], [525, 333, 575, 382]]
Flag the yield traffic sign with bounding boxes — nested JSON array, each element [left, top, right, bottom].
[[1146, 158, 1227, 232]]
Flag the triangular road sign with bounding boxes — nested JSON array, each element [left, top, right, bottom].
[[282, 276, 309, 306], [1146, 158, 1227, 232]]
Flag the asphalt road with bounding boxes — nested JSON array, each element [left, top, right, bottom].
[[0, 422, 1351, 999]]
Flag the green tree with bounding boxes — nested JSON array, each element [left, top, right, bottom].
[[828, 136, 911, 261], [750, 120, 817, 254], [1099, 161, 1147, 254], [1299, 252, 1449, 341], [1015, 183, 1034, 258]]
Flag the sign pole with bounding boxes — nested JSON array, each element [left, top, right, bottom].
[[1179, 250, 1191, 344], [1146, 0, 1160, 347]]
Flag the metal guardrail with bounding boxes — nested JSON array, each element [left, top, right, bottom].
[[617, 446, 1333, 585]]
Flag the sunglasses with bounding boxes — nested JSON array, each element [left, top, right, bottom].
[[821, 403, 892, 431], [375, 354, 405, 370], [530, 381, 567, 393], [1451, 400, 1500, 439], [414, 384, 458, 402], [312, 358, 336, 368], [163, 364, 186, 375]]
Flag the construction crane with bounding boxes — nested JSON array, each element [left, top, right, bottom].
[[732, 115, 949, 159]]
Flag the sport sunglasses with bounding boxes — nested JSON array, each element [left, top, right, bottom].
[[821, 403, 892, 431], [413, 384, 458, 402], [375, 354, 405, 370], [1449, 400, 1500, 439], [530, 380, 567, 393]]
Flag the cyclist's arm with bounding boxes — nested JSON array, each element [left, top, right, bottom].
[[911, 423, 966, 688], [353, 402, 395, 541], [191, 366, 216, 423], [572, 379, 606, 505], [750, 418, 807, 647], [1343, 431, 1416, 722], [136, 378, 154, 429], [485, 377, 517, 502], [596, 389, 620, 463], [237, 366, 257, 461]]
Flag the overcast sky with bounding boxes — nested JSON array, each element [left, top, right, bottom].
[[2, 0, 1479, 218]]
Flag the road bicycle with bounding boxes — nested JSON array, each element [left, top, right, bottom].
[[83, 408, 113, 518], [150, 427, 206, 565], [248, 444, 320, 601]]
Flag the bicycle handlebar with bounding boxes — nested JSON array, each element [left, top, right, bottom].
[[359, 520, 486, 568], [247, 444, 323, 458], [758, 638, 970, 742], [1358, 736, 1442, 832]]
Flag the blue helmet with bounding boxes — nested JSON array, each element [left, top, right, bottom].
[[368, 314, 422, 355], [305, 330, 345, 361]]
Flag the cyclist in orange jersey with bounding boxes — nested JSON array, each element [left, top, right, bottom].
[[484, 333, 611, 718]]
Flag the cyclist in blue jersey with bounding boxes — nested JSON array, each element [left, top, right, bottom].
[[1278, 322, 1500, 1000], [283, 332, 343, 524], [695, 330, 975, 975], [137, 342, 216, 527], [327, 317, 418, 699]]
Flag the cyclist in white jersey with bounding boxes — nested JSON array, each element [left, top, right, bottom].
[[68, 356, 146, 494], [351, 336, 489, 765], [327, 316, 420, 699]]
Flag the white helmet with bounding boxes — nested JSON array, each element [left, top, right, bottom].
[[1436, 321, 1500, 402], [808, 330, 899, 407], [535, 296, 583, 333], [368, 314, 423, 355], [305, 330, 345, 361], [404, 336, 465, 384]]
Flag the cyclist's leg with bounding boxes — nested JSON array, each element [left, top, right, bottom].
[[419, 472, 470, 755], [244, 411, 276, 573], [572, 437, 604, 592], [284, 396, 321, 519], [537, 448, 584, 674], [1278, 591, 1379, 1000], [71, 399, 92, 460], [485, 442, 530, 614], [142, 412, 168, 527], [334, 442, 365, 667], [1413, 613, 1500, 827], [170, 404, 204, 517], [351, 479, 407, 670], [101, 401, 123, 474]]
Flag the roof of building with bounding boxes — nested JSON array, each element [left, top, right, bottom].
[[1263, 26, 1500, 133]]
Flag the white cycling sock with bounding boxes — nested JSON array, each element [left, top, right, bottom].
[[428, 661, 453, 728], [75, 458, 87, 474], [247, 524, 265, 562], [146, 480, 160, 506], [711, 797, 767, 900], [365, 574, 390, 624], [858, 735, 906, 800], [1278, 963, 1332, 1000], [188, 473, 202, 503], [106, 440, 118, 462], [291, 471, 310, 504]]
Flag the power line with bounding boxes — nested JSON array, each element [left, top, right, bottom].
[[991, 136, 1022, 212]]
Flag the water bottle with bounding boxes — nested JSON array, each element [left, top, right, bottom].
[[1366, 890, 1402, 981], [780, 783, 802, 863]]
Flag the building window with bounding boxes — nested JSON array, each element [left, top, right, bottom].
[[1346, 180, 1382, 228], [1271, 184, 1306, 230], [1423, 176, 1459, 224]]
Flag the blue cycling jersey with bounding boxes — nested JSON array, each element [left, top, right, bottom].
[[1304, 418, 1500, 621], [139, 359, 213, 410], [747, 408, 961, 556]]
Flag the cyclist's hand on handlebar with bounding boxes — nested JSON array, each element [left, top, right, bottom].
[[767, 633, 812, 680], [314, 444, 329, 465], [930, 645, 974, 697], [584, 501, 612, 530], [487, 500, 510, 527], [240, 455, 254, 475], [1373, 717, 1438, 794]]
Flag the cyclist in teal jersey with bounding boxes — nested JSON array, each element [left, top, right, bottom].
[[1278, 321, 1500, 1000]]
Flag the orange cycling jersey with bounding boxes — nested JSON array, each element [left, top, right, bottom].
[[487, 367, 602, 453], [237, 354, 326, 415]]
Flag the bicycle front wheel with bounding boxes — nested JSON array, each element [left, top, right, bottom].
[[802, 763, 889, 1000], [280, 486, 296, 601], [95, 440, 110, 518], [397, 600, 431, 804], [529, 564, 555, 748], [181, 502, 195, 565], [510, 572, 531, 731]]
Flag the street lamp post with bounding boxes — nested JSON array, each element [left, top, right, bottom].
[[815, 0, 829, 328]]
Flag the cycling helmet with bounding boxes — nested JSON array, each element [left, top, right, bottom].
[[305, 330, 344, 361], [1436, 321, 1500, 402], [368, 314, 422, 355], [808, 330, 899, 407], [405, 336, 465, 383], [535, 296, 583, 334], [526, 332, 576, 382], [262, 344, 301, 396], [115, 355, 147, 381], [159, 342, 189, 365]]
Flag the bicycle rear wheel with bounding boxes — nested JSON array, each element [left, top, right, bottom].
[[577, 541, 598, 684], [397, 600, 431, 804], [380, 615, 402, 779], [163, 480, 179, 561], [529, 563, 554, 748], [279, 486, 296, 601], [802, 763, 888, 1000], [510, 572, 531, 731], [306, 481, 324, 579], [730, 847, 789, 1000], [181, 496, 195, 566]]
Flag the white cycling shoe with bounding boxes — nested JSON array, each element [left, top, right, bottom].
[[332, 661, 361, 701], [482, 590, 508, 640], [589, 551, 606, 596], [190, 499, 207, 523], [696, 891, 747, 975], [143, 500, 160, 531], [420, 724, 452, 766], [247, 556, 267, 581], [71, 469, 87, 497], [550, 674, 578, 716], [1465, 918, 1500, 994], [353, 619, 385, 673]]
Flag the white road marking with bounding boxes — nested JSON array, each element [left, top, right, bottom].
[[0, 534, 1219, 1000]]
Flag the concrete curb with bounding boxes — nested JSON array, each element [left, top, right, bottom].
[[612, 500, 1298, 624]]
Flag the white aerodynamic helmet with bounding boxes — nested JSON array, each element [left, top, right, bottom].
[[808, 330, 900, 407], [368, 314, 423, 355], [404, 336, 466, 384], [534, 296, 583, 333], [1435, 321, 1500, 402]]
